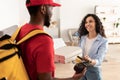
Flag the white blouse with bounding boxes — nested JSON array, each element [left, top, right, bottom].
[[84, 36, 96, 55]]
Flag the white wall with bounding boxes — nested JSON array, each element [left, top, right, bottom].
[[0, 0, 19, 30], [60, 0, 120, 42], [0, 0, 29, 30], [19, 0, 30, 26]]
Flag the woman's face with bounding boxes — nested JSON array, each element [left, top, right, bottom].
[[85, 16, 96, 33]]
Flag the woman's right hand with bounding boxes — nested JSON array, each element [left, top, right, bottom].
[[83, 55, 92, 62]]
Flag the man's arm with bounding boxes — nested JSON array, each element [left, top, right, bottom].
[[37, 72, 53, 80], [37, 72, 73, 80], [37, 68, 86, 80], [37, 73, 74, 80]]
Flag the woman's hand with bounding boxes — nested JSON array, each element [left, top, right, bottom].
[[83, 55, 96, 65], [83, 55, 92, 62]]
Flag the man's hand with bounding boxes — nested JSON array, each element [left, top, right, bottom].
[[72, 67, 86, 80]]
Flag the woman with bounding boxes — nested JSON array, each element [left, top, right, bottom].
[[78, 14, 108, 80]]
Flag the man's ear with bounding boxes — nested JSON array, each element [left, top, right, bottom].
[[40, 5, 46, 14]]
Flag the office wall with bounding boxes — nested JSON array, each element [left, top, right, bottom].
[[0, 0, 19, 30], [60, 0, 120, 42]]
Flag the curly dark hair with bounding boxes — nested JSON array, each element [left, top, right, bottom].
[[78, 14, 106, 39]]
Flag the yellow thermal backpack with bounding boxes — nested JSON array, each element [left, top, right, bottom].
[[0, 27, 47, 80]]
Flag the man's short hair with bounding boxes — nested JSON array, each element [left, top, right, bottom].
[[27, 5, 41, 16]]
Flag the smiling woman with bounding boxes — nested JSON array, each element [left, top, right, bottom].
[[77, 14, 108, 80]]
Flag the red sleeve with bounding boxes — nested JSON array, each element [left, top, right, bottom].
[[31, 34, 55, 73]]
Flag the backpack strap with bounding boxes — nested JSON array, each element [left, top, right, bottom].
[[11, 27, 21, 41], [16, 29, 48, 45]]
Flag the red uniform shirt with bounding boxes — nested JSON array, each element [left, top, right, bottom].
[[17, 23, 55, 80]]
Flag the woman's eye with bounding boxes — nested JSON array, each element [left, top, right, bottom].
[[89, 20, 93, 23]]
